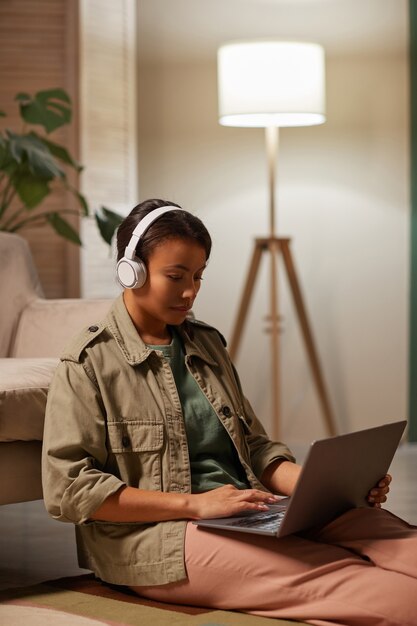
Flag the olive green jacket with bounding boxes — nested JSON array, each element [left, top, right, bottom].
[[42, 295, 295, 586]]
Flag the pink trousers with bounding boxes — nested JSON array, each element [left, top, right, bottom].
[[132, 508, 417, 626]]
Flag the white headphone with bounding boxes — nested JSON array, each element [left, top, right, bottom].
[[116, 205, 182, 289]]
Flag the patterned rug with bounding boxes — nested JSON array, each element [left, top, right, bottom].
[[0, 573, 309, 626]]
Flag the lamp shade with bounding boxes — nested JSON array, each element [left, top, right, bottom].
[[218, 41, 326, 128]]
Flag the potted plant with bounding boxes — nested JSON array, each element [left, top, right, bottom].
[[0, 88, 123, 246]]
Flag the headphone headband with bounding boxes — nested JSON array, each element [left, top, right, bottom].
[[124, 205, 181, 260]]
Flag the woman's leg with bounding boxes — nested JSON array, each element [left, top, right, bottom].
[[132, 521, 417, 626], [310, 507, 417, 578]]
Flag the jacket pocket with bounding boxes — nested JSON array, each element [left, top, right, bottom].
[[107, 421, 164, 490], [107, 420, 164, 453]]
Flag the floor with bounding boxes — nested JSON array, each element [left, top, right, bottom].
[[1, 444, 417, 592]]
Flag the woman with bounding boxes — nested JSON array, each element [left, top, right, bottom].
[[42, 198, 417, 626]]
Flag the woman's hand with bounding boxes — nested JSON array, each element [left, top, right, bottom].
[[367, 474, 392, 508], [189, 485, 280, 520]]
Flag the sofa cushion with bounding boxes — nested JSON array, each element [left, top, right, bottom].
[[0, 358, 58, 442], [11, 298, 112, 358]]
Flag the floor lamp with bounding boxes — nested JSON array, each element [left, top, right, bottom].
[[217, 41, 337, 439]]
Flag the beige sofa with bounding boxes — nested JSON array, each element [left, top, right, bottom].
[[0, 232, 112, 505]]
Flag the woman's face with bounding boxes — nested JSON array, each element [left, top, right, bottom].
[[129, 237, 207, 329]]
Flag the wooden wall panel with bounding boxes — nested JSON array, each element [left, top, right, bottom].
[[409, 0, 417, 441], [0, 0, 80, 297]]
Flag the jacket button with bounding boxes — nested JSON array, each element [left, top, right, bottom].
[[88, 325, 99, 332], [221, 405, 232, 417], [122, 435, 130, 448]]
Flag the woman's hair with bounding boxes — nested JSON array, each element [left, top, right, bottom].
[[116, 199, 212, 263]]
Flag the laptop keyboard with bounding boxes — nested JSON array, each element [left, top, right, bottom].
[[230, 509, 286, 532]]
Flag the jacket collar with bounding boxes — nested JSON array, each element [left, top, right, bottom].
[[106, 294, 217, 367], [176, 323, 218, 367]]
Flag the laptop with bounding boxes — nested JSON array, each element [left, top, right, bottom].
[[194, 420, 407, 538]]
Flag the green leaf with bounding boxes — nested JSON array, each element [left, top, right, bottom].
[[14, 172, 50, 208], [15, 92, 31, 102], [0, 136, 7, 166], [63, 181, 89, 216], [7, 130, 64, 179], [38, 134, 82, 171], [46, 212, 82, 245], [73, 188, 89, 216], [95, 206, 124, 245], [0, 135, 16, 173], [0, 111, 6, 118], [0, 159, 18, 177], [17, 88, 72, 134]]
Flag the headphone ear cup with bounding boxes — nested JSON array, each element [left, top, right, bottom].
[[117, 257, 147, 289], [133, 259, 147, 288]]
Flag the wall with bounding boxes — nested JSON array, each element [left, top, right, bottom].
[[137, 50, 409, 445]]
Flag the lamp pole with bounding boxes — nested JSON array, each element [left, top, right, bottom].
[[265, 125, 281, 432], [266, 125, 279, 238]]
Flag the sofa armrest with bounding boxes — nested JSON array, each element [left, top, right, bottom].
[[11, 298, 113, 358], [0, 232, 44, 357], [0, 441, 43, 504], [0, 357, 58, 442]]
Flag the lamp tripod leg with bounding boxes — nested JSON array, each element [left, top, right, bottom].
[[280, 240, 337, 437], [229, 241, 264, 361]]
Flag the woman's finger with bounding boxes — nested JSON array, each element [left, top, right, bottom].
[[378, 474, 392, 488], [238, 489, 277, 504]]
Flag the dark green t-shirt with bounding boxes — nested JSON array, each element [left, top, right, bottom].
[[148, 330, 249, 493]]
